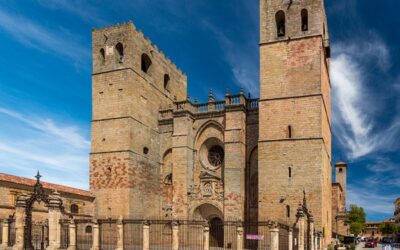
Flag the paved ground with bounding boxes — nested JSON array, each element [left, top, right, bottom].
[[356, 243, 380, 250]]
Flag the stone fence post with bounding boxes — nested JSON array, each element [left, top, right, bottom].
[[91, 221, 100, 250], [67, 220, 76, 250], [309, 215, 315, 250], [116, 217, 124, 250], [47, 191, 63, 250], [142, 221, 150, 250], [203, 222, 209, 250], [269, 223, 279, 250], [13, 194, 27, 250], [236, 224, 244, 250], [288, 228, 293, 250], [172, 221, 179, 250], [1, 219, 9, 249], [296, 206, 305, 250]]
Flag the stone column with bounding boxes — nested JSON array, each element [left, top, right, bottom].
[[314, 232, 319, 250], [47, 191, 63, 250], [142, 221, 150, 250], [67, 220, 76, 250], [172, 221, 179, 250], [13, 194, 28, 250], [1, 219, 9, 249], [288, 228, 293, 250], [236, 224, 244, 250], [269, 223, 279, 250], [116, 217, 124, 250], [91, 222, 100, 250], [203, 223, 209, 250], [309, 215, 315, 250], [296, 206, 305, 250]]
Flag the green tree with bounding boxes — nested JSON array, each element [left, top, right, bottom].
[[379, 223, 400, 235], [345, 205, 366, 235]]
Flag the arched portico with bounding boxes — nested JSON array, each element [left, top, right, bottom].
[[192, 203, 224, 248]]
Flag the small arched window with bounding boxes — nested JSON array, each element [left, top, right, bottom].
[[85, 226, 92, 234], [164, 173, 172, 185], [339, 168, 343, 173], [115, 43, 124, 63], [288, 167, 292, 178], [70, 204, 79, 214], [286, 205, 290, 218], [288, 125, 292, 138], [301, 9, 308, 31], [100, 48, 105, 64], [141, 53, 152, 73], [275, 11, 286, 37], [164, 74, 170, 91]]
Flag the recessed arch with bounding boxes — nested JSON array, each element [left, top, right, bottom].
[[275, 10, 286, 37], [194, 120, 224, 144], [301, 9, 309, 31], [164, 74, 170, 91], [115, 42, 124, 63], [141, 53, 152, 73], [99, 48, 105, 64]]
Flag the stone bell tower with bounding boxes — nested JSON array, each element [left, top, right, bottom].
[[258, 0, 332, 246], [90, 22, 187, 219]]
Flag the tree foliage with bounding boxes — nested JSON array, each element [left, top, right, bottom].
[[345, 205, 366, 235], [379, 223, 400, 235]]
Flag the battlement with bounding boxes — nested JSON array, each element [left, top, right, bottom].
[[92, 21, 185, 77], [158, 89, 259, 122]]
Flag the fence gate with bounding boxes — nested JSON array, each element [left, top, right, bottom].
[[30, 221, 48, 250]]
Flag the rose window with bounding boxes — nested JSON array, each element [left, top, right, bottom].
[[208, 145, 224, 167]]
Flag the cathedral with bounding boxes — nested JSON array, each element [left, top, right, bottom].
[[0, 0, 349, 249], [90, 0, 337, 246]]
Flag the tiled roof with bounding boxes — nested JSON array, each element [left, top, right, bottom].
[[0, 173, 95, 198]]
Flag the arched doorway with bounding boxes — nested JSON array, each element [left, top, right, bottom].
[[209, 217, 224, 247], [192, 203, 224, 248]]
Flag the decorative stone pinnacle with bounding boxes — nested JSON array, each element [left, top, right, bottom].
[[225, 88, 230, 96], [208, 89, 215, 102], [35, 171, 42, 182]]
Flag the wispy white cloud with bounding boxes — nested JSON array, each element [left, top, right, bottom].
[[331, 36, 400, 159], [201, 20, 259, 95], [0, 7, 90, 64], [347, 184, 396, 216], [36, 0, 106, 25], [0, 106, 89, 189]]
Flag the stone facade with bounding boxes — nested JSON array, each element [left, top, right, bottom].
[[362, 219, 396, 240], [0, 173, 94, 221], [259, 0, 332, 247], [88, 0, 342, 248]]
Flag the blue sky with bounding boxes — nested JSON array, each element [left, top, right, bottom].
[[0, 0, 399, 222]]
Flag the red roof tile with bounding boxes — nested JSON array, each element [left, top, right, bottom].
[[0, 173, 95, 198]]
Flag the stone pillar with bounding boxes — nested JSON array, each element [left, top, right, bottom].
[[309, 215, 315, 250], [67, 220, 76, 250], [13, 194, 28, 250], [116, 217, 124, 250], [288, 228, 293, 250], [269, 223, 279, 250], [1, 219, 9, 249], [172, 221, 179, 250], [203, 223, 209, 250], [296, 206, 305, 250], [314, 232, 319, 250], [142, 221, 150, 250], [236, 224, 244, 250], [91, 222, 100, 250], [47, 191, 63, 250]]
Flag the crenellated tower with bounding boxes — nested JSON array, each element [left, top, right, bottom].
[[258, 0, 332, 246], [90, 22, 187, 219]]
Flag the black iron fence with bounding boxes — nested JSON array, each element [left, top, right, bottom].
[[178, 220, 204, 250], [75, 219, 93, 250], [8, 218, 16, 247], [99, 219, 118, 250], [123, 220, 143, 250], [60, 220, 70, 249], [278, 223, 289, 250]]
